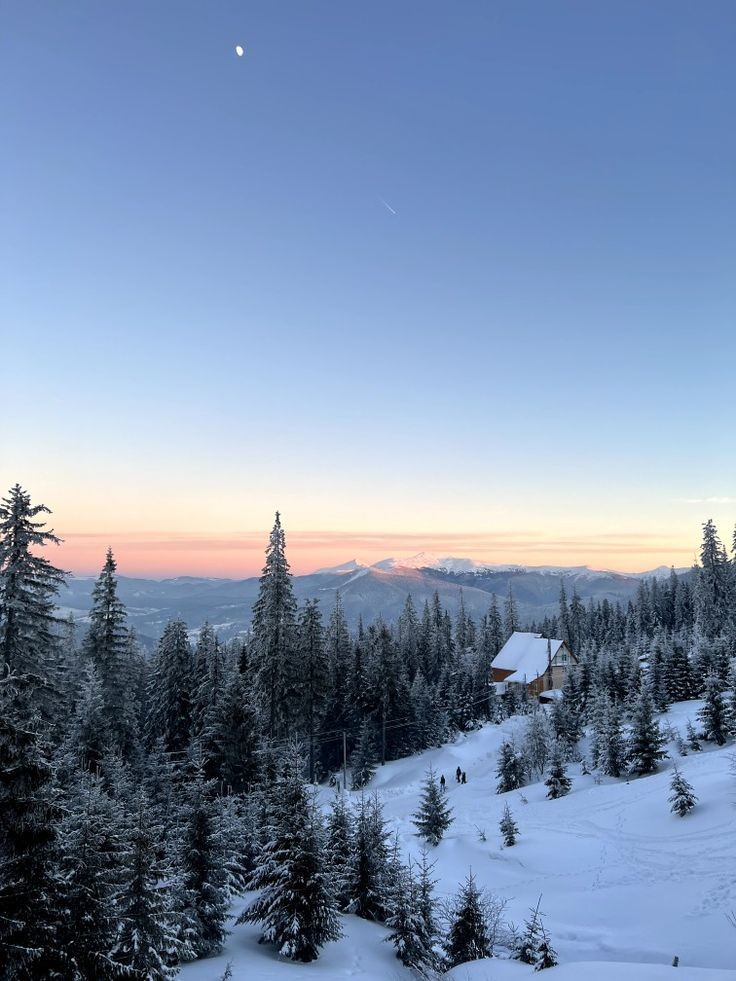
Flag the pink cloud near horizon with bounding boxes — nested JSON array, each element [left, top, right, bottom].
[[53, 528, 697, 579]]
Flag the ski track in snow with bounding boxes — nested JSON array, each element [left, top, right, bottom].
[[182, 699, 736, 980]]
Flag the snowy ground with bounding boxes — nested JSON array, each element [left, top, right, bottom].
[[182, 700, 736, 980]]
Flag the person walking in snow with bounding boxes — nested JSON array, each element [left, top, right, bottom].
[[461, 771, 467, 784], [455, 766, 462, 783], [440, 774, 446, 791]]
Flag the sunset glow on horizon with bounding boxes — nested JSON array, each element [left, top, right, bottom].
[[42, 518, 713, 579]]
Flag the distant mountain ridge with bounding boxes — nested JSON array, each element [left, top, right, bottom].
[[58, 554, 693, 651]]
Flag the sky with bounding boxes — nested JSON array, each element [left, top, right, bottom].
[[1, 1, 735, 578]]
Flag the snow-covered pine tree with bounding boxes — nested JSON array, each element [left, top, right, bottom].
[[523, 710, 552, 778], [545, 744, 572, 799], [515, 896, 557, 969], [0, 673, 65, 978], [385, 860, 438, 976], [203, 668, 261, 793], [668, 765, 697, 817], [698, 674, 731, 746], [0, 484, 66, 682], [496, 740, 525, 793], [628, 688, 667, 776], [296, 599, 329, 782], [176, 762, 230, 960], [445, 870, 491, 967], [251, 512, 299, 741], [345, 792, 392, 921], [415, 849, 441, 964], [239, 747, 342, 961], [504, 588, 519, 639], [113, 788, 183, 979], [326, 792, 354, 910], [685, 719, 702, 752], [599, 697, 626, 778], [146, 620, 193, 754], [350, 719, 378, 789], [412, 764, 454, 846], [190, 622, 226, 741], [695, 519, 731, 638], [499, 803, 519, 846], [83, 548, 138, 757], [55, 768, 129, 979]]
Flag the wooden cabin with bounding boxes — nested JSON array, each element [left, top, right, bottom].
[[491, 631, 577, 701]]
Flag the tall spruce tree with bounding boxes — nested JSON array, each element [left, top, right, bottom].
[[0, 673, 65, 979], [345, 792, 392, 921], [239, 748, 342, 961], [0, 484, 66, 682], [296, 600, 329, 782], [55, 769, 129, 980], [251, 513, 299, 741], [147, 620, 193, 754], [83, 549, 137, 757], [698, 674, 731, 746], [177, 764, 230, 960], [628, 689, 667, 776]]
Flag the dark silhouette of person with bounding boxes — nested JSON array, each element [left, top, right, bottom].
[[440, 774, 446, 791], [455, 766, 462, 783], [461, 771, 467, 784]]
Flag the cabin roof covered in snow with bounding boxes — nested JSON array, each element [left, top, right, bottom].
[[491, 631, 566, 684]]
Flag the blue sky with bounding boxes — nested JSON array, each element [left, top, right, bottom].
[[2, 1, 735, 575]]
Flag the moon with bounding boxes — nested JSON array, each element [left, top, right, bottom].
[[235, 44, 244, 57]]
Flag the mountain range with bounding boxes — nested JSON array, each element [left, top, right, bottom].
[[57, 554, 691, 651]]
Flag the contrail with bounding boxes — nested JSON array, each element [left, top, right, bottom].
[[379, 197, 397, 215]]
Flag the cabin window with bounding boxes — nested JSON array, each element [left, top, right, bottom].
[[560, 652, 567, 664]]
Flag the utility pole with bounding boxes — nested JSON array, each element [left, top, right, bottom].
[[381, 703, 387, 766], [342, 731, 348, 791]]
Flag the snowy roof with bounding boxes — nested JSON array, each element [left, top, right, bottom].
[[491, 631, 565, 684]]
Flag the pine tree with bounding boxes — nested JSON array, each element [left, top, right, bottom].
[[203, 668, 260, 793], [113, 789, 182, 979], [545, 745, 572, 799], [55, 769, 129, 979], [496, 740, 525, 793], [499, 803, 519, 846], [350, 719, 378, 789], [385, 861, 438, 976], [695, 519, 731, 637], [0, 485, 66, 684], [504, 588, 519, 639], [190, 622, 226, 740], [599, 697, 627, 778], [177, 765, 230, 959], [628, 689, 667, 776], [412, 765, 454, 846], [685, 720, 702, 752], [669, 766, 697, 817], [515, 896, 557, 969], [83, 549, 137, 756], [0, 673, 65, 978], [251, 512, 299, 741], [345, 792, 392, 921], [239, 748, 342, 961], [326, 792, 353, 910], [523, 710, 552, 778], [698, 674, 731, 746], [296, 599, 329, 782], [445, 871, 491, 967], [147, 620, 193, 754]]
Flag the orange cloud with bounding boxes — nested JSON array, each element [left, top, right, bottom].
[[54, 528, 696, 579]]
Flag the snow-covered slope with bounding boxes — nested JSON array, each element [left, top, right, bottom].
[[181, 701, 736, 980]]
